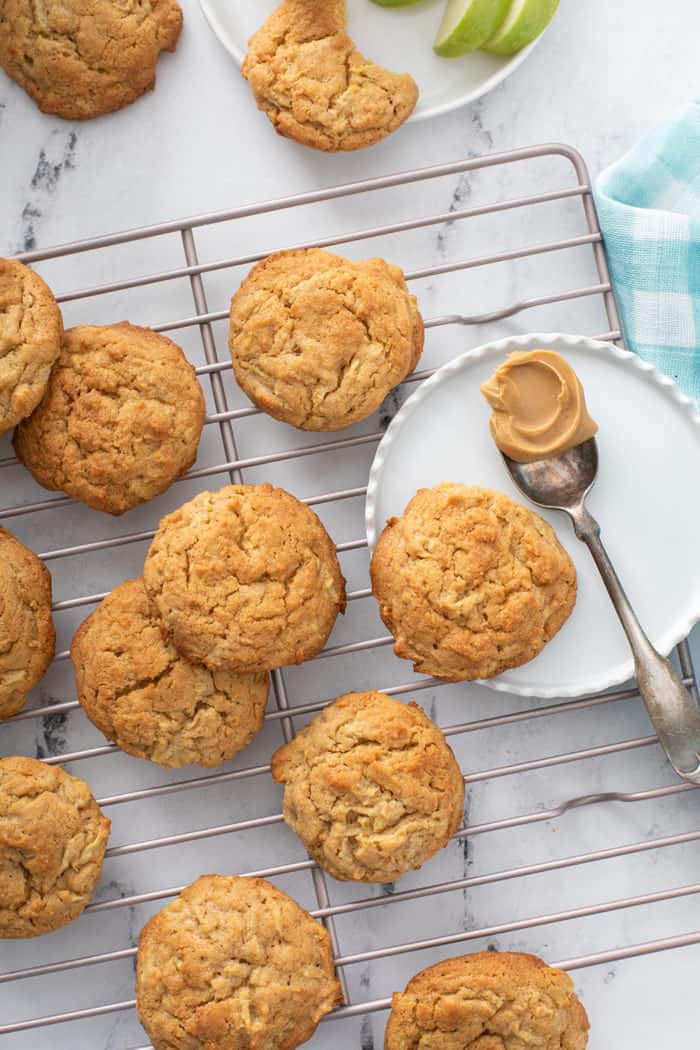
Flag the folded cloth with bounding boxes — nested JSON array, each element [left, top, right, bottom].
[[594, 99, 700, 401]]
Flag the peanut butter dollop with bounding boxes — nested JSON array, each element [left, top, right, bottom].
[[480, 349, 598, 463]]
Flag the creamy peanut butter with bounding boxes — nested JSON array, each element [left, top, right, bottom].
[[480, 349, 598, 463]]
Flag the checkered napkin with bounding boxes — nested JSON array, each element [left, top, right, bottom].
[[594, 99, 700, 401]]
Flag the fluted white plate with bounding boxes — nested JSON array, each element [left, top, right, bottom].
[[366, 333, 700, 698], [199, 0, 543, 123]]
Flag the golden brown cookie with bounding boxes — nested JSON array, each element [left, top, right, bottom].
[[0, 756, 110, 938], [0, 258, 62, 436], [0, 526, 55, 722], [272, 690, 464, 883], [71, 578, 270, 769], [242, 0, 419, 152], [229, 248, 424, 431], [14, 322, 205, 516], [137, 874, 342, 1050], [143, 483, 346, 672], [385, 951, 590, 1049], [0, 0, 182, 120], [371, 484, 576, 681]]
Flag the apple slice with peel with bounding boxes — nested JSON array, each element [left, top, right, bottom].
[[434, 0, 511, 57], [481, 0, 559, 55], [370, 0, 424, 6]]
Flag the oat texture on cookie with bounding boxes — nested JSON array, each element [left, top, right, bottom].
[[0, 756, 111, 938], [242, 0, 419, 151], [0, 0, 183, 120], [371, 483, 577, 681], [0, 258, 62, 436], [71, 578, 270, 769], [230, 248, 424, 431], [272, 690, 465, 882], [0, 526, 55, 721], [14, 323, 205, 516], [143, 483, 346, 672], [385, 951, 590, 1049], [136, 874, 342, 1050]]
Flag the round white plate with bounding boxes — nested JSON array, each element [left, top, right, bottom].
[[366, 334, 700, 698], [199, 0, 542, 123]]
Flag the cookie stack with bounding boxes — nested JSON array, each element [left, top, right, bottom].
[[71, 578, 270, 770], [71, 483, 346, 770], [1, 258, 207, 515], [14, 321, 206, 515]]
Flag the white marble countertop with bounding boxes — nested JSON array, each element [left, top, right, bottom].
[[1, 1, 699, 1047]]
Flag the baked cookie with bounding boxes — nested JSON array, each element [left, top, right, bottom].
[[371, 484, 576, 681], [230, 248, 424, 431], [272, 691, 464, 883], [0, 756, 110, 938], [71, 578, 270, 769], [385, 951, 590, 1049], [14, 323, 205, 516], [0, 0, 182, 120], [137, 874, 341, 1050], [0, 258, 62, 436], [242, 0, 419, 152], [0, 526, 55, 721], [143, 484, 346, 672]]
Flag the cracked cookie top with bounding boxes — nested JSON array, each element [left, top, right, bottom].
[[0, 526, 55, 722], [0, 755, 110, 938], [14, 322, 205, 516], [143, 483, 346, 672], [385, 951, 590, 1049], [229, 248, 424, 432], [371, 484, 577, 682], [271, 690, 464, 883], [0, 0, 182, 120], [0, 258, 62, 436], [136, 874, 342, 1050], [242, 0, 419, 152], [71, 578, 270, 769]]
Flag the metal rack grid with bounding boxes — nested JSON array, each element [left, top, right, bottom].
[[1, 143, 699, 1047]]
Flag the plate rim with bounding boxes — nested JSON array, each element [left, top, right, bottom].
[[365, 332, 700, 698], [198, 0, 542, 123]]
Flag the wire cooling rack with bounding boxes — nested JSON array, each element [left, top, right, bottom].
[[1, 144, 699, 1049]]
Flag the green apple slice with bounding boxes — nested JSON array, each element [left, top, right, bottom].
[[370, 0, 424, 7], [481, 0, 559, 55], [434, 0, 511, 57]]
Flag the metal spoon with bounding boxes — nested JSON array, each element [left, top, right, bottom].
[[501, 437, 700, 785]]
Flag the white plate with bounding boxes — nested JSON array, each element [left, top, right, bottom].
[[199, 0, 543, 122], [366, 334, 700, 698]]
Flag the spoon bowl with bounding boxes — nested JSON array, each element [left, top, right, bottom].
[[501, 438, 598, 512]]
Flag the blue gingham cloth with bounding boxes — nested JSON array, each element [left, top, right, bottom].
[[594, 99, 700, 401]]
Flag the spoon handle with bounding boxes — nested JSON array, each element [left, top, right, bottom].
[[572, 506, 700, 785]]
